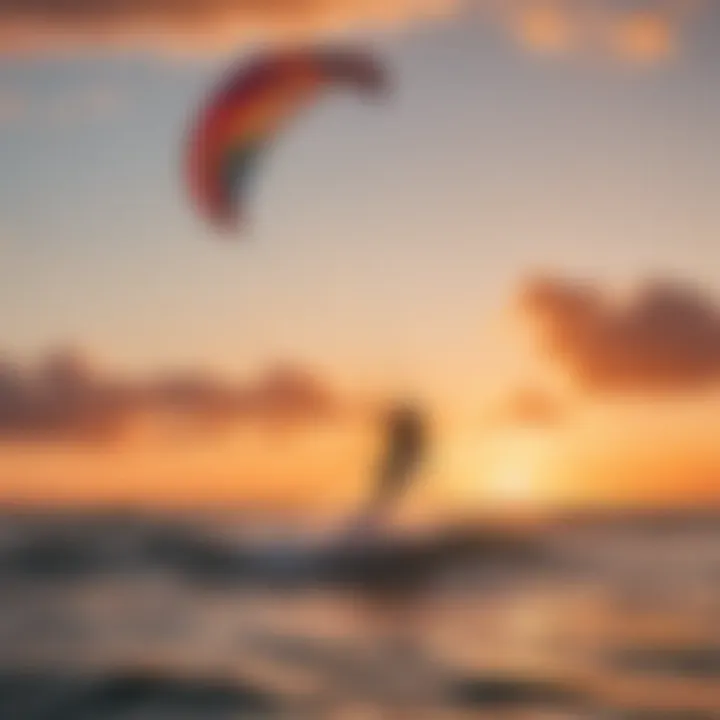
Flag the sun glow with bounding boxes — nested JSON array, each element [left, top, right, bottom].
[[485, 433, 552, 508], [442, 429, 557, 509]]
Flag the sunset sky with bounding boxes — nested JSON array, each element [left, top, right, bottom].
[[1, 0, 720, 512]]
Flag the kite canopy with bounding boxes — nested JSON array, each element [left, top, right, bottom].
[[185, 47, 387, 233]]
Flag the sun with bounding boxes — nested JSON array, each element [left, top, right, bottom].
[[485, 434, 548, 507], [442, 429, 555, 509]]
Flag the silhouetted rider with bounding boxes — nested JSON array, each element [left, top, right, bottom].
[[366, 402, 428, 517]]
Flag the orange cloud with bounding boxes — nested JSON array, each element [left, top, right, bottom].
[[498, 0, 706, 65], [505, 1, 579, 55], [607, 10, 675, 63], [0, 0, 459, 56], [517, 276, 720, 393], [0, 347, 342, 444], [0, 0, 707, 61], [488, 386, 567, 427]]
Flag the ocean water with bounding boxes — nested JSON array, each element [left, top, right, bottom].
[[0, 510, 718, 719]]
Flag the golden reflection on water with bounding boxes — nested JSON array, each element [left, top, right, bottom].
[[0, 517, 718, 717]]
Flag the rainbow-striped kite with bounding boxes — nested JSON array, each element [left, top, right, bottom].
[[185, 47, 387, 234]]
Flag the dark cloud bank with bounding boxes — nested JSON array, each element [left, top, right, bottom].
[[518, 275, 720, 393], [0, 348, 339, 443]]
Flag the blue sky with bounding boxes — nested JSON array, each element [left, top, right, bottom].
[[1, 2, 720, 404]]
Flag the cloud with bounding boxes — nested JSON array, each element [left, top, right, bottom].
[[496, 0, 705, 64], [488, 386, 567, 427], [503, 1, 581, 55], [605, 9, 674, 63], [0, 0, 706, 61], [0, 0, 459, 56], [0, 348, 341, 443], [517, 275, 720, 393]]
